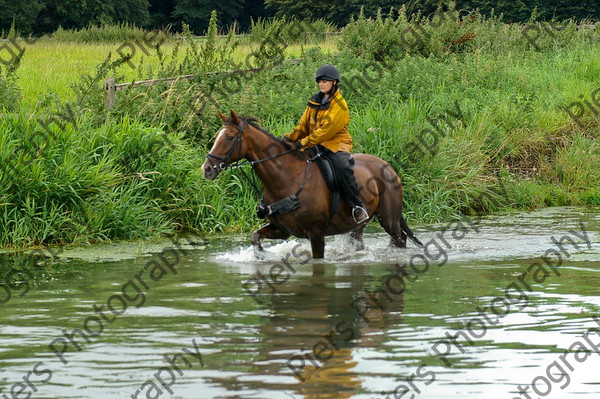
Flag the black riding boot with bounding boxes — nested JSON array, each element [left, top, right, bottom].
[[326, 150, 369, 224]]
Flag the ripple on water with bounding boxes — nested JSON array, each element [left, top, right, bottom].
[[1, 207, 599, 398]]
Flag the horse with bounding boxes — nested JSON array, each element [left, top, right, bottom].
[[202, 110, 423, 259]]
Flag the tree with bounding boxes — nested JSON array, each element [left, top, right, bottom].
[[264, 0, 406, 27], [33, 0, 150, 35], [237, 0, 274, 31], [0, 0, 44, 35], [113, 0, 152, 27], [172, 0, 243, 33], [148, 0, 177, 28]]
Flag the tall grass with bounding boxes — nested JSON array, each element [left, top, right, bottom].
[[0, 113, 261, 247], [248, 16, 337, 45]]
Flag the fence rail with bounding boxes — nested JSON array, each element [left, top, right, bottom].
[[104, 59, 300, 110]]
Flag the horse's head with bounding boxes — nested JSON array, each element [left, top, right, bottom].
[[202, 110, 248, 180]]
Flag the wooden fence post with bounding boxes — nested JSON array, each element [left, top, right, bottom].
[[104, 78, 115, 110]]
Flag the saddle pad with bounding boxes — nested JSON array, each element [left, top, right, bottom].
[[308, 146, 338, 192]]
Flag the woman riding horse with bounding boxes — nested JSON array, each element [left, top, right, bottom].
[[202, 66, 423, 258], [285, 64, 369, 224]]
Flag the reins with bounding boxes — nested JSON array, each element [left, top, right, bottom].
[[206, 121, 298, 172], [205, 119, 315, 199], [229, 148, 299, 169]]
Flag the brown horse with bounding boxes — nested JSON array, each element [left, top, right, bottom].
[[202, 110, 422, 258]]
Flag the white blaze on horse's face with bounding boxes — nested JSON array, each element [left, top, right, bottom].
[[214, 127, 228, 143], [202, 127, 235, 180]]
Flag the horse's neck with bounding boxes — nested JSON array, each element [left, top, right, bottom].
[[246, 129, 303, 198]]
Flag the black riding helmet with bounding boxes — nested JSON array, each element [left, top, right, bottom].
[[315, 64, 340, 82]]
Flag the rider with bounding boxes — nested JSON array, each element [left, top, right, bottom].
[[284, 64, 369, 224]]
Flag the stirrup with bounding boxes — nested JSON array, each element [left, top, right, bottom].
[[352, 206, 369, 224]]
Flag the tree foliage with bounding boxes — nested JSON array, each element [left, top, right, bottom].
[[0, 0, 598, 36], [2, 0, 151, 35], [0, 0, 44, 35], [172, 0, 244, 33], [265, 0, 600, 26]]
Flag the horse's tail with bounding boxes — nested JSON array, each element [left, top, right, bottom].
[[400, 215, 424, 248]]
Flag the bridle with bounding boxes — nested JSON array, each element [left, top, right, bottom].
[[204, 118, 311, 200], [205, 119, 300, 171], [205, 121, 246, 173]]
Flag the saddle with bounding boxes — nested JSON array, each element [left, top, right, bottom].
[[308, 146, 339, 192], [308, 146, 342, 224]]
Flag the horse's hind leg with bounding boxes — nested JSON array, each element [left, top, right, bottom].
[[379, 215, 407, 248], [350, 225, 366, 251], [251, 223, 290, 251], [377, 193, 407, 248]]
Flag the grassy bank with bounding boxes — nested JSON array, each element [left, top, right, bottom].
[[0, 5, 599, 248], [0, 114, 260, 247]]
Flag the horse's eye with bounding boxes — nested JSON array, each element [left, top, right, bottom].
[[227, 136, 234, 141]]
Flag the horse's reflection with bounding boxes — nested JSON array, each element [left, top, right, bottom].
[[243, 262, 405, 397]]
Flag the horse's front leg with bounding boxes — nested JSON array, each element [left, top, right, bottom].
[[251, 223, 290, 251], [308, 234, 325, 259], [350, 225, 366, 251]]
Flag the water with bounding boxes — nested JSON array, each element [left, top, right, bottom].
[[1, 207, 599, 399]]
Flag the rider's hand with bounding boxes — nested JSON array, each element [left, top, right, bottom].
[[295, 141, 303, 149]]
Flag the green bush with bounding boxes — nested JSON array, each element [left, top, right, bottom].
[[50, 23, 172, 44], [0, 73, 20, 111], [339, 2, 598, 62], [0, 49, 22, 111], [249, 16, 337, 45]]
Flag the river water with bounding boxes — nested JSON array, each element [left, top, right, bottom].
[[0, 207, 599, 399]]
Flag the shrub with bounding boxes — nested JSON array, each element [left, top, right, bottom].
[[249, 16, 337, 45], [339, 1, 598, 62], [50, 23, 172, 44]]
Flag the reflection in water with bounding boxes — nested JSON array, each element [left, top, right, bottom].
[[207, 261, 405, 398], [0, 207, 599, 398]]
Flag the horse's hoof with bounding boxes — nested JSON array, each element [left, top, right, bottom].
[[253, 246, 265, 260], [250, 231, 261, 246], [355, 242, 365, 251]]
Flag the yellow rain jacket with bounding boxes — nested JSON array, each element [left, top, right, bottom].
[[285, 89, 352, 153]]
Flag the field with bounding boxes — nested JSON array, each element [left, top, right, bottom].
[[15, 37, 339, 107], [0, 7, 599, 248]]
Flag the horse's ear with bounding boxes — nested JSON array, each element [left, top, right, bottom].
[[229, 109, 240, 125], [218, 110, 227, 123]]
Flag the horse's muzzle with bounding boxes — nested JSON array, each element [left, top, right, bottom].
[[201, 161, 220, 180]]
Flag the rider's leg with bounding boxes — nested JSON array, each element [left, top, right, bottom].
[[326, 151, 369, 224]]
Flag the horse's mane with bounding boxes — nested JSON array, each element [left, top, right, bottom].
[[226, 115, 309, 160]]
